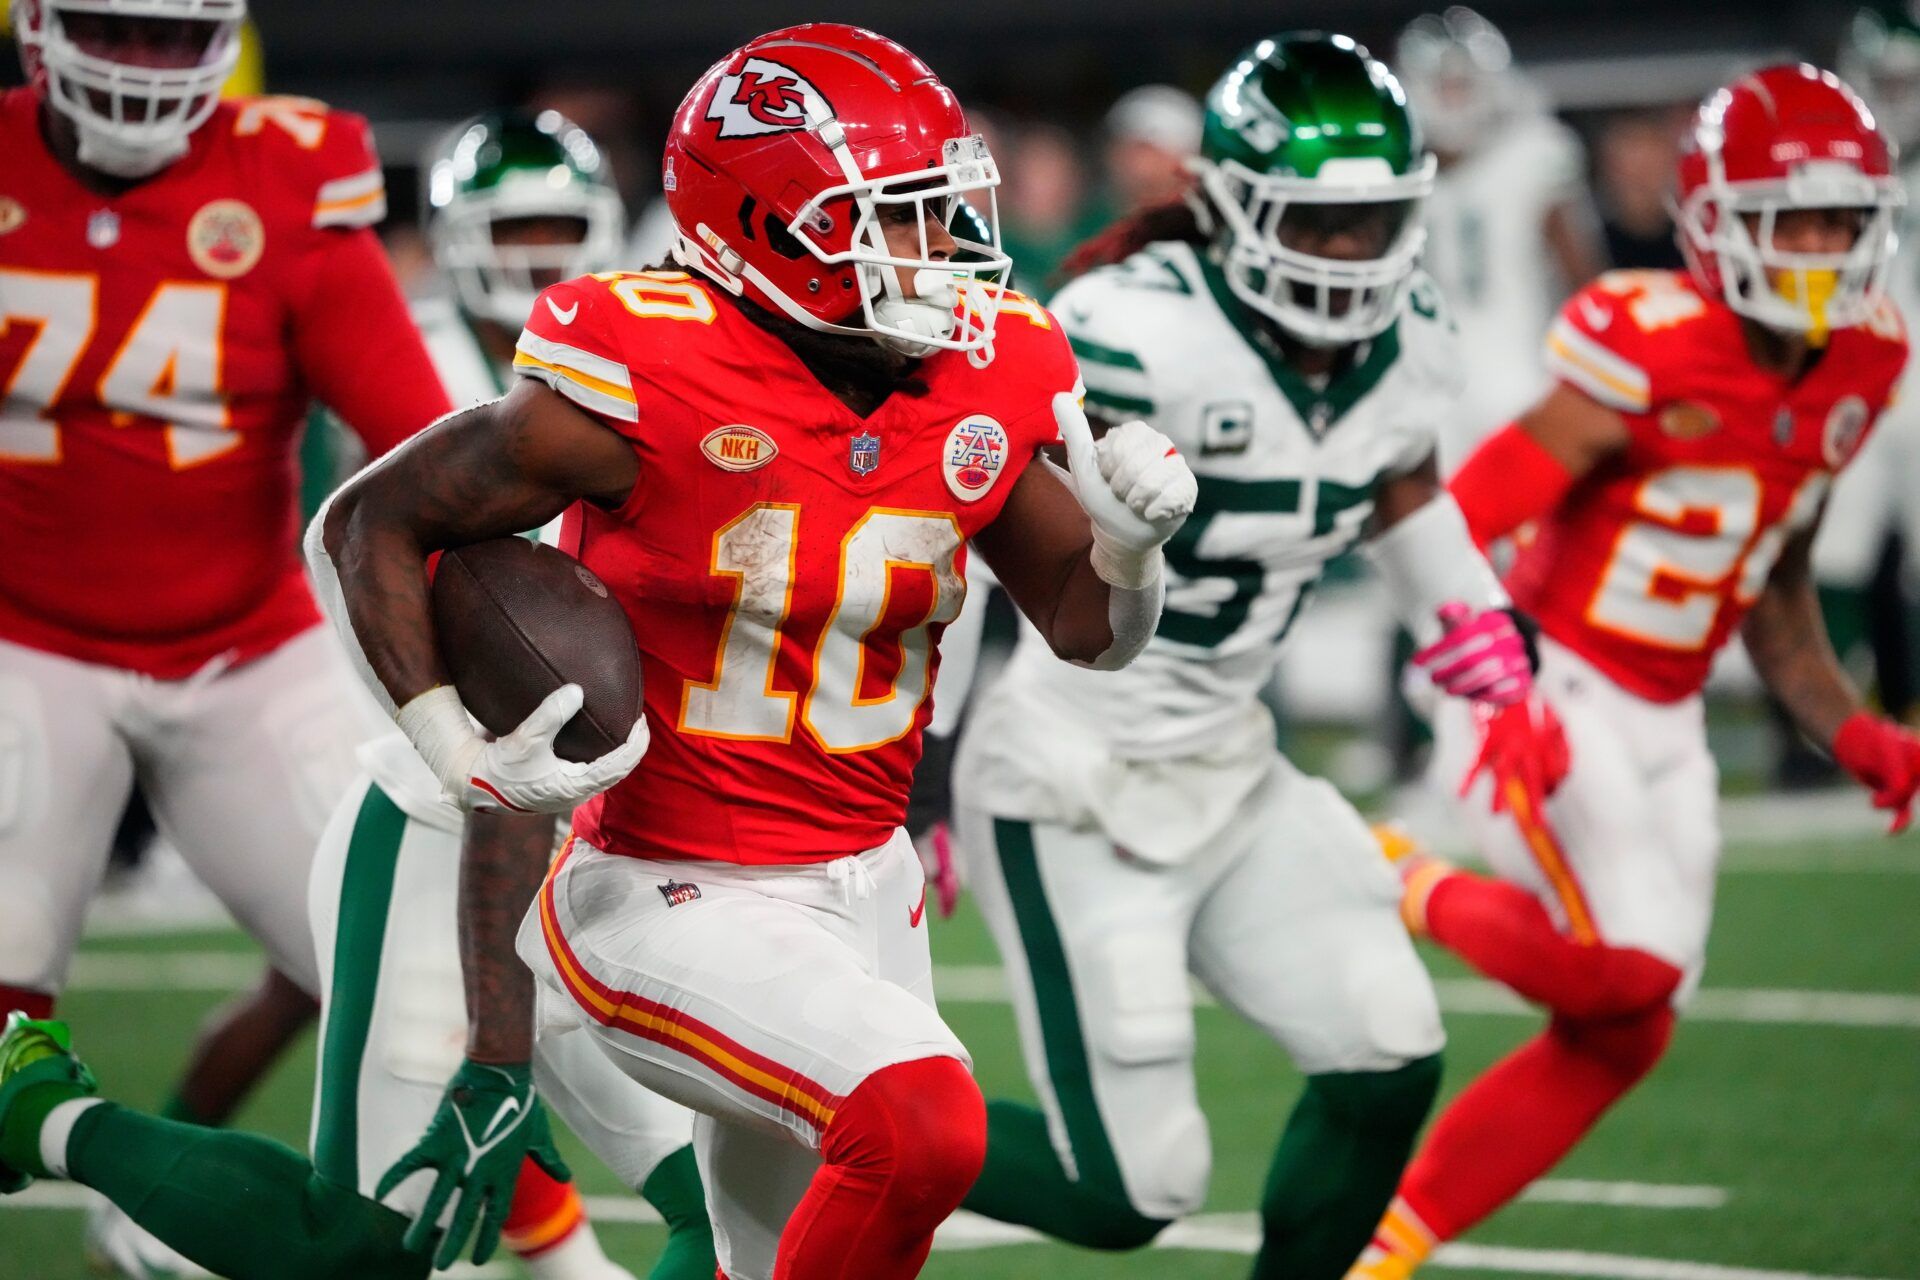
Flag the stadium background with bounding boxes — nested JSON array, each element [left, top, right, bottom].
[[2, 2, 1916, 1277]]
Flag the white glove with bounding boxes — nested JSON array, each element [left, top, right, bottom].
[[396, 683, 649, 815], [1054, 392, 1197, 588]]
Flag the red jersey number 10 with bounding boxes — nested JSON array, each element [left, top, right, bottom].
[[677, 503, 967, 753]]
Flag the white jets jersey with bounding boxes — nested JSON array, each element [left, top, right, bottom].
[[1421, 113, 1587, 467], [998, 239, 1459, 759], [413, 296, 511, 410]]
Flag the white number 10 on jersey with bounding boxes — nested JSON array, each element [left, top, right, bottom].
[[679, 503, 967, 753]]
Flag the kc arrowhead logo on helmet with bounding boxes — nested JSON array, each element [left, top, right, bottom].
[[706, 58, 832, 139]]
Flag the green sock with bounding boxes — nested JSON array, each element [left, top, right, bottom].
[[639, 1144, 717, 1280], [65, 1103, 426, 1280], [1251, 1055, 1442, 1280], [0, 1083, 89, 1179], [962, 1100, 1168, 1251]]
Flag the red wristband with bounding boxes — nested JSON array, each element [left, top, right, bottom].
[[1449, 423, 1576, 548]]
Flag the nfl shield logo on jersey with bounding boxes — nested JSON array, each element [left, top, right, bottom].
[[657, 880, 701, 908], [943, 414, 1008, 502], [849, 431, 882, 476], [87, 209, 120, 249]]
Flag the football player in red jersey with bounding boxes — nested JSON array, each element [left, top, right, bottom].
[[296, 25, 1194, 1280], [0, 0, 450, 1268], [1350, 65, 1920, 1277]]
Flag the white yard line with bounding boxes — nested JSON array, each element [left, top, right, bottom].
[[56, 952, 1920, 1031], [932, 964, 1920, 1030], [1521, 1180, 1728, 1209], [1428, 1244, 1894, 1280], [9, 1191, 1887, 1280]]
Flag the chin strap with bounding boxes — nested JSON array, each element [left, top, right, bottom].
[[73, 122, 185, 179]]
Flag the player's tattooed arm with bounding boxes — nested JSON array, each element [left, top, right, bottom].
[[1742, 518, 1864, 747], [321, 380, 639, 709], [972, 456, 1116, 663], [459, 810, 557, 1064]]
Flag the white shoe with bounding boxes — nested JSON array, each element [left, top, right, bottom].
[[84, 1193, 212, 1279], [521, 1222, 637, 1280]]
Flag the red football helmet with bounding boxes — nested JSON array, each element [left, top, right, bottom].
[[663, 24, 1011, 360], [14, 0, 245, 178], [1674, 63, 1902, 341]]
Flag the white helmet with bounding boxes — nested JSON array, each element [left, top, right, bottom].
[[1394, 7, 1516, 157], [13, 0, 246, 179]]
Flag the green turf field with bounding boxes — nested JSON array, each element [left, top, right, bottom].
[[3, 831, 1915, 1280]]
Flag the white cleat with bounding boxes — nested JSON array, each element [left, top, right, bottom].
[[84, 1192, 212, 1279]]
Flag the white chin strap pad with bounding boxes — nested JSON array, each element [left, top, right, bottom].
[[75, 121, 187, 178], [871, 269, 960, 356]]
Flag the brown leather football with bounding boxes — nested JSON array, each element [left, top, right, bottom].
[[430, 538, 642, 763]]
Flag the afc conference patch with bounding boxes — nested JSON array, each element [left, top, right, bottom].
[[657, 880, 702, 908], [942, 414, 1008, 502]]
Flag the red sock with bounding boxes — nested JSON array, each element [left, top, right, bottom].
[[775, 1056, 986, 1280], [1425, 872, 1681, 1019], [502, 1155, 586, 1258], [1401, 1006, 1675, 1238], [0, 987, 54, 1021]]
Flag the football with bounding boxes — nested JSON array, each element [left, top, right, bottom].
[[430, 537, 643, 763]]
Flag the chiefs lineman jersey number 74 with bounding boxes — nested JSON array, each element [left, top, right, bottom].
[[1, 272, 230, 466]]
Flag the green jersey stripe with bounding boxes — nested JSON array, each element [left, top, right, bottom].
[[1085, 387, 1155, 417], [1069, 334, 1146, 371], [313, 782, 408, 1188], [990, 818, 1133, 1200]]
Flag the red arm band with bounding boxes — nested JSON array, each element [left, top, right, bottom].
[[291, 228, 454, 458], [1448, 423, 1577, 549]]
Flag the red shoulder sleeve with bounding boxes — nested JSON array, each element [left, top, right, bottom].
[[227, 97, 389, 231], [513, 276, 642, 431], [1541, 274, 1673, 416]]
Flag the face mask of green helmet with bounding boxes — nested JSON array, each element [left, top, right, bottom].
[[426, 109, 627, 330], [1194, 32, 1436, 347]]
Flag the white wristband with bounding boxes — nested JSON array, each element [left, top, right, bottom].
[[1364, 493, 1509, 646], [395, 685, 483, 795], [1089, 525, 1164, 591]]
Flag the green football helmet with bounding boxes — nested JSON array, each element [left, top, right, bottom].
[[426, 109, 627, 329], [1196, 32, 1436, 346], [1840, 3, 1920, 152]]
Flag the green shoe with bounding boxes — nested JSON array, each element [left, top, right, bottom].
[[0, 1012, 98, 1193]]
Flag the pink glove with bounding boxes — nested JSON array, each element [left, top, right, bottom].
[[1462, 694, 1571, 818], [1413, 602, 1532, 708], [1832, 712, 1920, 834], [917, 822, 962, 919]]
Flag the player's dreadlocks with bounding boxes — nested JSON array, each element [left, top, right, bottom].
[[736, 296, 929, 414], [1055, 189, 1215, 286]]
